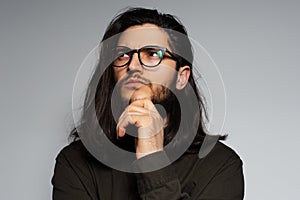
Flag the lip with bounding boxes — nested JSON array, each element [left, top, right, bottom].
[[125, 78, 147, 89]]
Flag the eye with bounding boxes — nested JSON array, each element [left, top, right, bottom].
[[117, 53, 129, 59], [147, 49, 163, 58], [114, 47, 130, 59]]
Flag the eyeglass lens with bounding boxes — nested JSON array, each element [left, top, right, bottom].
[[113, 46, 165, 67]]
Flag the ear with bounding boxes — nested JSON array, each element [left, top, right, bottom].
[[176, 66, 190, 90]]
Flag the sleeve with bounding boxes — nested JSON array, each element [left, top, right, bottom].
[[51, 149, 94, 200], [196, 156, 245, 200], [132, 151, 189, 200]]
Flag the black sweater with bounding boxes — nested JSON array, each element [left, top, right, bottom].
[[52, 140, 244, 200]]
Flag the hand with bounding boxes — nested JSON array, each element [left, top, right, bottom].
[[116, 86, 165, 159]]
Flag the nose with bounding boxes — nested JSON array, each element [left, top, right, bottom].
[[127, 51, 143, 72]]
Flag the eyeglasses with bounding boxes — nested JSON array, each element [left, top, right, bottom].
[[112, 45, 177, 68]]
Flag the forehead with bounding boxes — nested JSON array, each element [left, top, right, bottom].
[[117, 24, 170, 49]]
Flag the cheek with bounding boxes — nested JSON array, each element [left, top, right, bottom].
[[147, 68, 177, 87], [113, 68, 125, 82]]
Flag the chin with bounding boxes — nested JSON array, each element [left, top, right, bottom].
[[120, 87, 134, 103]]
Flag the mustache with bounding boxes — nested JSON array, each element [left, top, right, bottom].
[[117, 73, 151, 86]]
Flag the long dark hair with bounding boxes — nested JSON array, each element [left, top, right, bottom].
[[70, 7, 224, 153]]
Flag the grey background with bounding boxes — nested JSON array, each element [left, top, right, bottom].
[[1, 0, 299, 199]]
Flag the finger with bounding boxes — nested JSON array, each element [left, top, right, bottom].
[[130, 99, 155, 110], [127, 103, 163, 125], [116, 106, 144, 138], [118, 112, 149, 128], [127, 105, 150, 114], [116, 100, 161, 139], [117, 111, 132, 138], [116, 114, 130, 138], [118, 104, 150, 121], [130, 85, 153, 102], [117, 112, 148, 138]]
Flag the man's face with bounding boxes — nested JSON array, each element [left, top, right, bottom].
[[113, 24, 178, 102]]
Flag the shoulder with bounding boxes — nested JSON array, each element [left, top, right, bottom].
[[198, 141, 244, 184], [55, 140, 104, 169], [184, 141, 244, 198], [52, 141, 109, 200], [56, 140, 88, 161], [178, 141, 243, 178], [202, 141, 243, 170], [181, 141, 244, 182], [211, 141, 242, 161], [186, 140, 242, 163], [53, 140, 111, 186], [58, 140, 87, 154]]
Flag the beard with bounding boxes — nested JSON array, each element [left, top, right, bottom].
[[111, 86, 179, 152], [114, 72, 176, 103], [111, 80, 174, 122], [113, 82, 174, 122], [110, 75, 179, 151]]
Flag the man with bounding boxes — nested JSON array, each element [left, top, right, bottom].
[[52, 7, 244, 199]]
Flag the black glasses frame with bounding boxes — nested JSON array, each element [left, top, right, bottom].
[[112, 45, 178, 68]]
